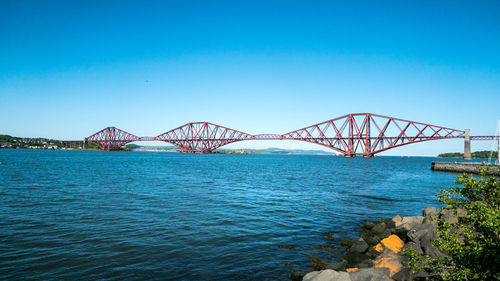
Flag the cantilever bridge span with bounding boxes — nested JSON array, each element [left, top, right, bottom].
[[85, 113, 498, 157]]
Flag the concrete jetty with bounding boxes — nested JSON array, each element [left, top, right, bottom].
[[431, 162, 500, 176]]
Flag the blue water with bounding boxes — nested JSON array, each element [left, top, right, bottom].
[[0, 149, 463, 280]]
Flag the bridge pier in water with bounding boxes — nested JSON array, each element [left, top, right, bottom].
[[464, 129, 471, 160], [497, 136, 500, 164], [498, 120, 500, 164]]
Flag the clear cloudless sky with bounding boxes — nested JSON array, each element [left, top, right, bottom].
[[1, 0, 499, 155]]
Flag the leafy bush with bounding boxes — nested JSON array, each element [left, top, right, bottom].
[[408, 174, 500, 280]]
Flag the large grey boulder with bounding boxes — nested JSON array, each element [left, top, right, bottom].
[[456, 208, 467, 217], [422, 206, 437, 217], [439, 208, 458, 224], [392, 267, 411, 281], [302, 268, 394, 281], [349, 268, 393, 281], [419, 229, 446, 258], [326, 260, 347, 271], [290, 270, 306, 281], [303, 269, 351, 281], [349, 238, 369, 253], [439, 207, 467, 226], [384, 218, 396, 229], [342, 252, 370, 266], [407, 223, 434, 242], [396, 216, 424, 231], [362, 221, 375, 230], [365, 246, 379, 258], [357, 259, 373, 268], [372, 222, 386, 235], [404, 241, 423, 255], [380, 229, 393, 239], [391, 215, 402, 225], [362, 233, 381, 246]]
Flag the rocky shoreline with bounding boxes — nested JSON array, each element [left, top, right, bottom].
[[292, 206, 464, 281]]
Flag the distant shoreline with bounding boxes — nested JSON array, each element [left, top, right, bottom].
[[438, 150, 497, 159]]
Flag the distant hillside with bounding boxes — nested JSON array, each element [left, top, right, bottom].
[[0, 134, 85, 149], [438, 150, 498, 159], [125, 144, 177, 151], [125, 144, 337, 155], [232, 147, 336, 155]]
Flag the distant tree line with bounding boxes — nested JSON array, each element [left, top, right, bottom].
[[0, 134, 60, 148], [438, 150, 498, 159], [0, 134, 92, 149]]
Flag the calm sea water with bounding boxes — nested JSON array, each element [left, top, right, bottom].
[[0, 149, 465, 280]]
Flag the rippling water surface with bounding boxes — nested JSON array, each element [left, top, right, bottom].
[[0, 149, 463, 280]]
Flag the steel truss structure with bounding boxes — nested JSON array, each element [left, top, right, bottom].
[[155, 122, 253, 153], [86, 127, 140, 150], [85, 113, 495, 156], [281, 113, 465, 156]]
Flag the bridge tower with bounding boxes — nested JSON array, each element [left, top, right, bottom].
[[464, 129, 471, 160], [497, 120, 500, 164]]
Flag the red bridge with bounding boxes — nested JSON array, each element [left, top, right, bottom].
[[85, 113, 498, 157]]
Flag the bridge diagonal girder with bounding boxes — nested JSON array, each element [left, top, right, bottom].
[[280, 113, 465, 156], [86, 127, 140, 150], [155, 122, 254, 153]]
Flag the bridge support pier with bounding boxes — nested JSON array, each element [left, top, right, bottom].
[[344, 154, 355, 157], [497, 135, 500, 165], [364, 154, 374, 158], [464, 129, 471, 161], [497, 120, 500, 164]]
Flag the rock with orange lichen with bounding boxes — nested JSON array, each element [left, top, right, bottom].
[[373, 249, 403, 277], [372, 235, 404, 277], [346, 267, 358, 272], [298, 208, 445, 280], [377, 234, 404, 254]]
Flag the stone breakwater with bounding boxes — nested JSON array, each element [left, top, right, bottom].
[[431, 162, 500, 176], [294, 206, 463, 281]]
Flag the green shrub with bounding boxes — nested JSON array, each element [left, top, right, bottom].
[[408, 174, 500, 280]]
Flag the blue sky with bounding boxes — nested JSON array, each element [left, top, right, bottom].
[[1, 0, 499, 155]]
